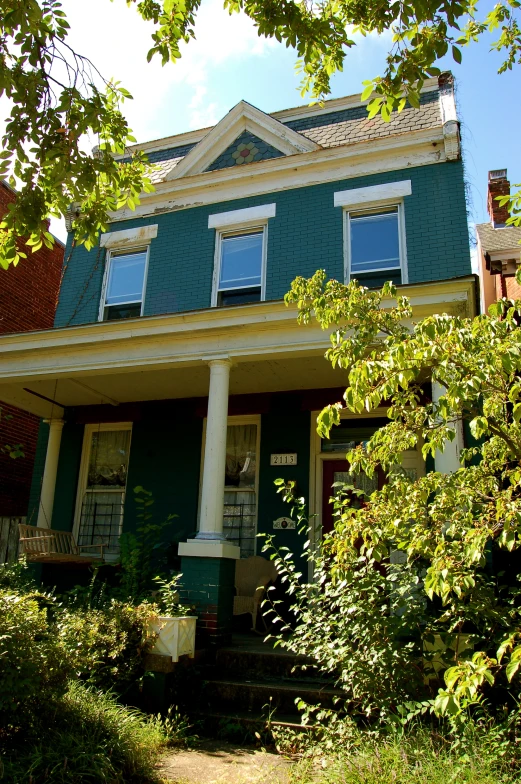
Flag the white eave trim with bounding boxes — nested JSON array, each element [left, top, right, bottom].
[[208, 203, 276, 230], [100, 224, 158, 249], [334, 180, 412, 208]]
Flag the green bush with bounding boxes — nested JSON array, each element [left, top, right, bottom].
[[57, 600, 157, 693], [0, 591, 70, 718], [1, 681, 169, 783]]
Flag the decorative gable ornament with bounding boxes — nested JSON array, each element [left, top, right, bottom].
[[166, 100, 320, 181]]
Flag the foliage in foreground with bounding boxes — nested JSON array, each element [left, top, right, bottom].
[[283, 728, 517, 784], [0, 681, 170, 784], [263, 275, 521, 731], [0, 562, 191, 783]]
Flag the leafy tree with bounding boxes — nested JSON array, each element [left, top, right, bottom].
[[264, 273, 521, 721], [1, 0, 519, 270]]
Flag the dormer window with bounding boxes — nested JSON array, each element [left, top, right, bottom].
[[101, 248, 148, 320], [216, 229, 265, 306]]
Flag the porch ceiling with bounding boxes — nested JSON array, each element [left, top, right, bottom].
[[0, 355, 348, 418], [0, 276, 477, 419]]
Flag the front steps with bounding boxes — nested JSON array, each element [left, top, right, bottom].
[[193, 635, 343, 729]]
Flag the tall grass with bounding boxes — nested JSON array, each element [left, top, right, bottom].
[[286, 731, 517, 784], [1, 681, 170, 783]]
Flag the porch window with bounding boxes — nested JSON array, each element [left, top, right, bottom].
[[223, 422, 258, 556], [215, 229, 265, 306], [75, 425, 132, 556], [101, 248, 148, 321], [347, 206, 404, 286]]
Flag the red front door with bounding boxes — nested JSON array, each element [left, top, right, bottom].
[[322, 459, 385, 535]]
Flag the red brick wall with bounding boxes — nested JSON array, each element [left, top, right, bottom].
[[0, 181, 64, 515]]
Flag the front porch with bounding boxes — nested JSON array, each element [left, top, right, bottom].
[[0, 277, 476, 644]]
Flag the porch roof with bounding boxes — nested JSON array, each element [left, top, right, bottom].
[[0, 276, 477, 419]]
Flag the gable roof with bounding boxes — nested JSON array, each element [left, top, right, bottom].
[[166, 100, 319, 181]]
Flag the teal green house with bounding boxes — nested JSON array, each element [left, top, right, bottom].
[[0, 73, 475, 643]]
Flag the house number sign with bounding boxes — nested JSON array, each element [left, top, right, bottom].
[[270, 453, 297, 466]]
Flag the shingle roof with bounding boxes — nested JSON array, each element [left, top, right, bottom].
[[285, 90, 440, 148], [143, 87, 443, 182], [476, 222, 521, 254]]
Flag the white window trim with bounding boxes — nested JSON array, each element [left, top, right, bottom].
[[98, 245, 151, 322], [198, 414, 261, 545], [73, 422, 133, 552], [334, 181, 412, 208], [343, 202, 409, 285], [211, 224, 268, 307], [208, 204, 276, 230], [100, 224, 158, 249]]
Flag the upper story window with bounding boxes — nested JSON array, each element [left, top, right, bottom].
[[101, 248, 148, 321], [334, 181, 411, 287], [348, 207, 400, 277], [208, 204, 276, 307], [216, 228, 265, 306], [98, 224, 158, 322]]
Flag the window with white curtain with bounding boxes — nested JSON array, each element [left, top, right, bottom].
[[222, 421, 259, 557], [75, 425, 132, 556]]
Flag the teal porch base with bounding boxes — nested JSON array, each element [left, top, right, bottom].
[[179, 555, 235, 647]]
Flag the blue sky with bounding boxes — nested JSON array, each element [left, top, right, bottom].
[[52, 1, 521, 238]]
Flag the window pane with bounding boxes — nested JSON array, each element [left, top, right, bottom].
[[225, 424, 257, 489], [219, 232, 263, 291], [106, 251, 146, 305], [219, 288, 261, 307], [78, 491, 124, 555], [105, 303, 142, 321], [350, 210, 400, 273], [87, 429, 131, 490]]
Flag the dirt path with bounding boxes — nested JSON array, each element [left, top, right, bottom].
[[159, 739, 293, 784]]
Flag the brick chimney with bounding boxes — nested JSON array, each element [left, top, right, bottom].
[[487, 169, 510, 226]]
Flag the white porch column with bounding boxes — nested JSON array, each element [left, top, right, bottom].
[[37, 418, 64, 528], [432, 382, 464, 474], [198, 359, 232, 541], [179, 359, 240, 559]]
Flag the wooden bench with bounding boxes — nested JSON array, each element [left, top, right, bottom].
[[18, 524, 106, 564]]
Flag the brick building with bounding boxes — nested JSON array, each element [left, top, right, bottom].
[[0, 73, 474, 643], [476, 169, 521, 312], [0, 181, 64, 517]]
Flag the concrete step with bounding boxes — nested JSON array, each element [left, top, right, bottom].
[[215, 645, 319, 679], [192, 709, 312, 731], [200, 675, 344, 715]]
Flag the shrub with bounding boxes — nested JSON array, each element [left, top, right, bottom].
[[0, 590, 70, 720], [57, 600, 157, 693], [1, 681, 169, 783]]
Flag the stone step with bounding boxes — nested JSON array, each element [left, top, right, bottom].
[[200, 675, 344, 715]]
